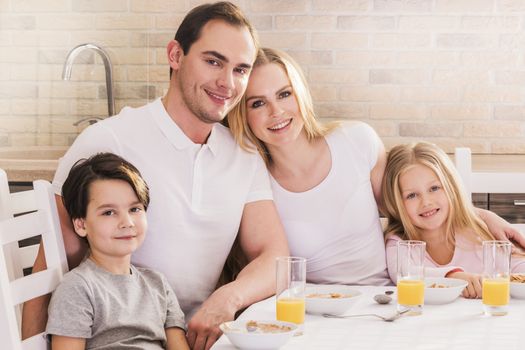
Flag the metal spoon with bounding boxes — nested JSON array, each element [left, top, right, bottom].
[[323, 308, 409, 322]]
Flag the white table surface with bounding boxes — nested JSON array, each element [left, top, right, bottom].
[[212, 285, 525, 350]]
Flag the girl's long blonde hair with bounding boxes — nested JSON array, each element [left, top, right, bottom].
[[227, 47, 337, 166], [381, 142, 494, 249]]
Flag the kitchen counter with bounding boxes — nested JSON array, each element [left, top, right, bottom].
[[0, 147, 66, 182], [1, 148, 524, 183]]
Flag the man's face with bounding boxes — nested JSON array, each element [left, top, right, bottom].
[[175, 20, 256, 124]]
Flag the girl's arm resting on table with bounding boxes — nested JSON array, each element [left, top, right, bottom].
[[446, 271, 482, 299], [166, 327, 190, 350], [51, 335, 86, 350]]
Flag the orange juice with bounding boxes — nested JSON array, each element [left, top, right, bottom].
[[276, 297, 305, 324], [397, 279, 425, 305], [483, 278, 509, 306]]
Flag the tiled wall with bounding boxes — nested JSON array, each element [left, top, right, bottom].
[[1, 0, 525, 153]]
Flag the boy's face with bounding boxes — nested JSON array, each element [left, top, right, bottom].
[[73, 179, 147, 261]]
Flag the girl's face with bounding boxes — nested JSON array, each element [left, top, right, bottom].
[[244, 63, 304, 148], [399, 164, 450, 236]]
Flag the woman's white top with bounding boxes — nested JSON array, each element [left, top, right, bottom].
[[271, 122, 391, 286]]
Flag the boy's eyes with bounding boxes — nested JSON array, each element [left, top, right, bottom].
[[130, 206, 143, 213], [101, 210, 115, 216]]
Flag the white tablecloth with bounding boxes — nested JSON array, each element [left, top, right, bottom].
[[212, 286, 525, 350]]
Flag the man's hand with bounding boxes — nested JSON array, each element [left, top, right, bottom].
[[478, 209, 525, 250], [186, 287, 239, 350], [449, 271, 482, 299]]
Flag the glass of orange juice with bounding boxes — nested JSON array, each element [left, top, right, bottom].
[[276, 257, 306, 330], [397, 240, 426, 315], [482, 240, 511, 316]]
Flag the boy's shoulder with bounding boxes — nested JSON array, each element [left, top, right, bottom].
[[132, 265, 168, 283]]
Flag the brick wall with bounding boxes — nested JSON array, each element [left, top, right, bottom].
[[1, 0, 524, 153]]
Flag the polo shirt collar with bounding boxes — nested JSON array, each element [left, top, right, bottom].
[[150, 98, 220, 156]]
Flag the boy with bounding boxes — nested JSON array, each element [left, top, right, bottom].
[[46, 153, 189, 350]]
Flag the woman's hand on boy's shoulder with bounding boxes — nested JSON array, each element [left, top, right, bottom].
[[448, 271, 482, 299]]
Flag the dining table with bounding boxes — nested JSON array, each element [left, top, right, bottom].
[[212, 285, 525, 350]]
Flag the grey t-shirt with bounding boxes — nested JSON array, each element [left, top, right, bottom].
[[46, 259, 185, 349]]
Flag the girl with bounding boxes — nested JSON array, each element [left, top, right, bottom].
[[382, 142, 525, 298]]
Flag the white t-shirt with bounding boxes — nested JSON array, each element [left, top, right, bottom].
[[53, 98, 273, 319], [271, 122, 391, 286]]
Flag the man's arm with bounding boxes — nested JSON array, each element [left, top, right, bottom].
[[21, 194, 88, 339], [186, 200, 289, 350]]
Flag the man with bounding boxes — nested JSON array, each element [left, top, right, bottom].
[[23, 2, 289, 350]]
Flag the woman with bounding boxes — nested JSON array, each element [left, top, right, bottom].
[[228, 48, 390, 285], [227, 47, 523, 286]]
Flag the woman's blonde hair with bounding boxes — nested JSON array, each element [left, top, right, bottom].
[[381, 142, 494, 249], [227, 47, 337, 165]]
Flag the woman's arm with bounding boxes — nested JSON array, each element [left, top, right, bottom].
[[476, 208, 525, 249], [166, 327, 190, 350], [51, 335, 86, 350]]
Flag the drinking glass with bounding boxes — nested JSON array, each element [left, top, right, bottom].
[[397, 240, 426, 315], [276, 256, 306, 326], [482, 240, 511, 316]]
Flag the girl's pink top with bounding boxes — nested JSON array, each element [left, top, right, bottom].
[[386, 234, 525, 284]]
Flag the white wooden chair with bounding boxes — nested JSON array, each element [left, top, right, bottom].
[[454, 147, 525, 234], [0, 168, 68, 350]]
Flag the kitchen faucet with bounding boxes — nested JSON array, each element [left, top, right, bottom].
[[62, 43, 115, 117]]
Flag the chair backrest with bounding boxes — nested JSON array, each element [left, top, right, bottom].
[[454, 147, 525, 233], [0, 168, 68, 350]]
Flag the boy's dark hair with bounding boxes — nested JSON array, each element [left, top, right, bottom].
[[61, 152, 150, 221], [170, 1, 258, 77]]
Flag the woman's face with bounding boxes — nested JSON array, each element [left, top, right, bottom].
[[244, 63, 304, 148]]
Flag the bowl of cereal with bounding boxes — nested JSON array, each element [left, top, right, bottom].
[[305, 285, 362, 315], [219, 319, 297, 350], [424, 277, 468, 305], [510, 274, 525, 299]]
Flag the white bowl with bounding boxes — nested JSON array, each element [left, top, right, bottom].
[[424, 277, 468, 305], [220, 319, 297, 350], [304, 285, 362, 315], [510, 274, 525, 299]]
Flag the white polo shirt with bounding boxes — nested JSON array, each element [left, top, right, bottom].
[[53, 98, 273, 319]]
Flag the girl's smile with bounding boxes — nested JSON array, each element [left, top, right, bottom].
[[399, 164, 450, 235]]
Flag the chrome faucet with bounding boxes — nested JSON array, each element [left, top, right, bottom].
[[62, 43, 115, 117]]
